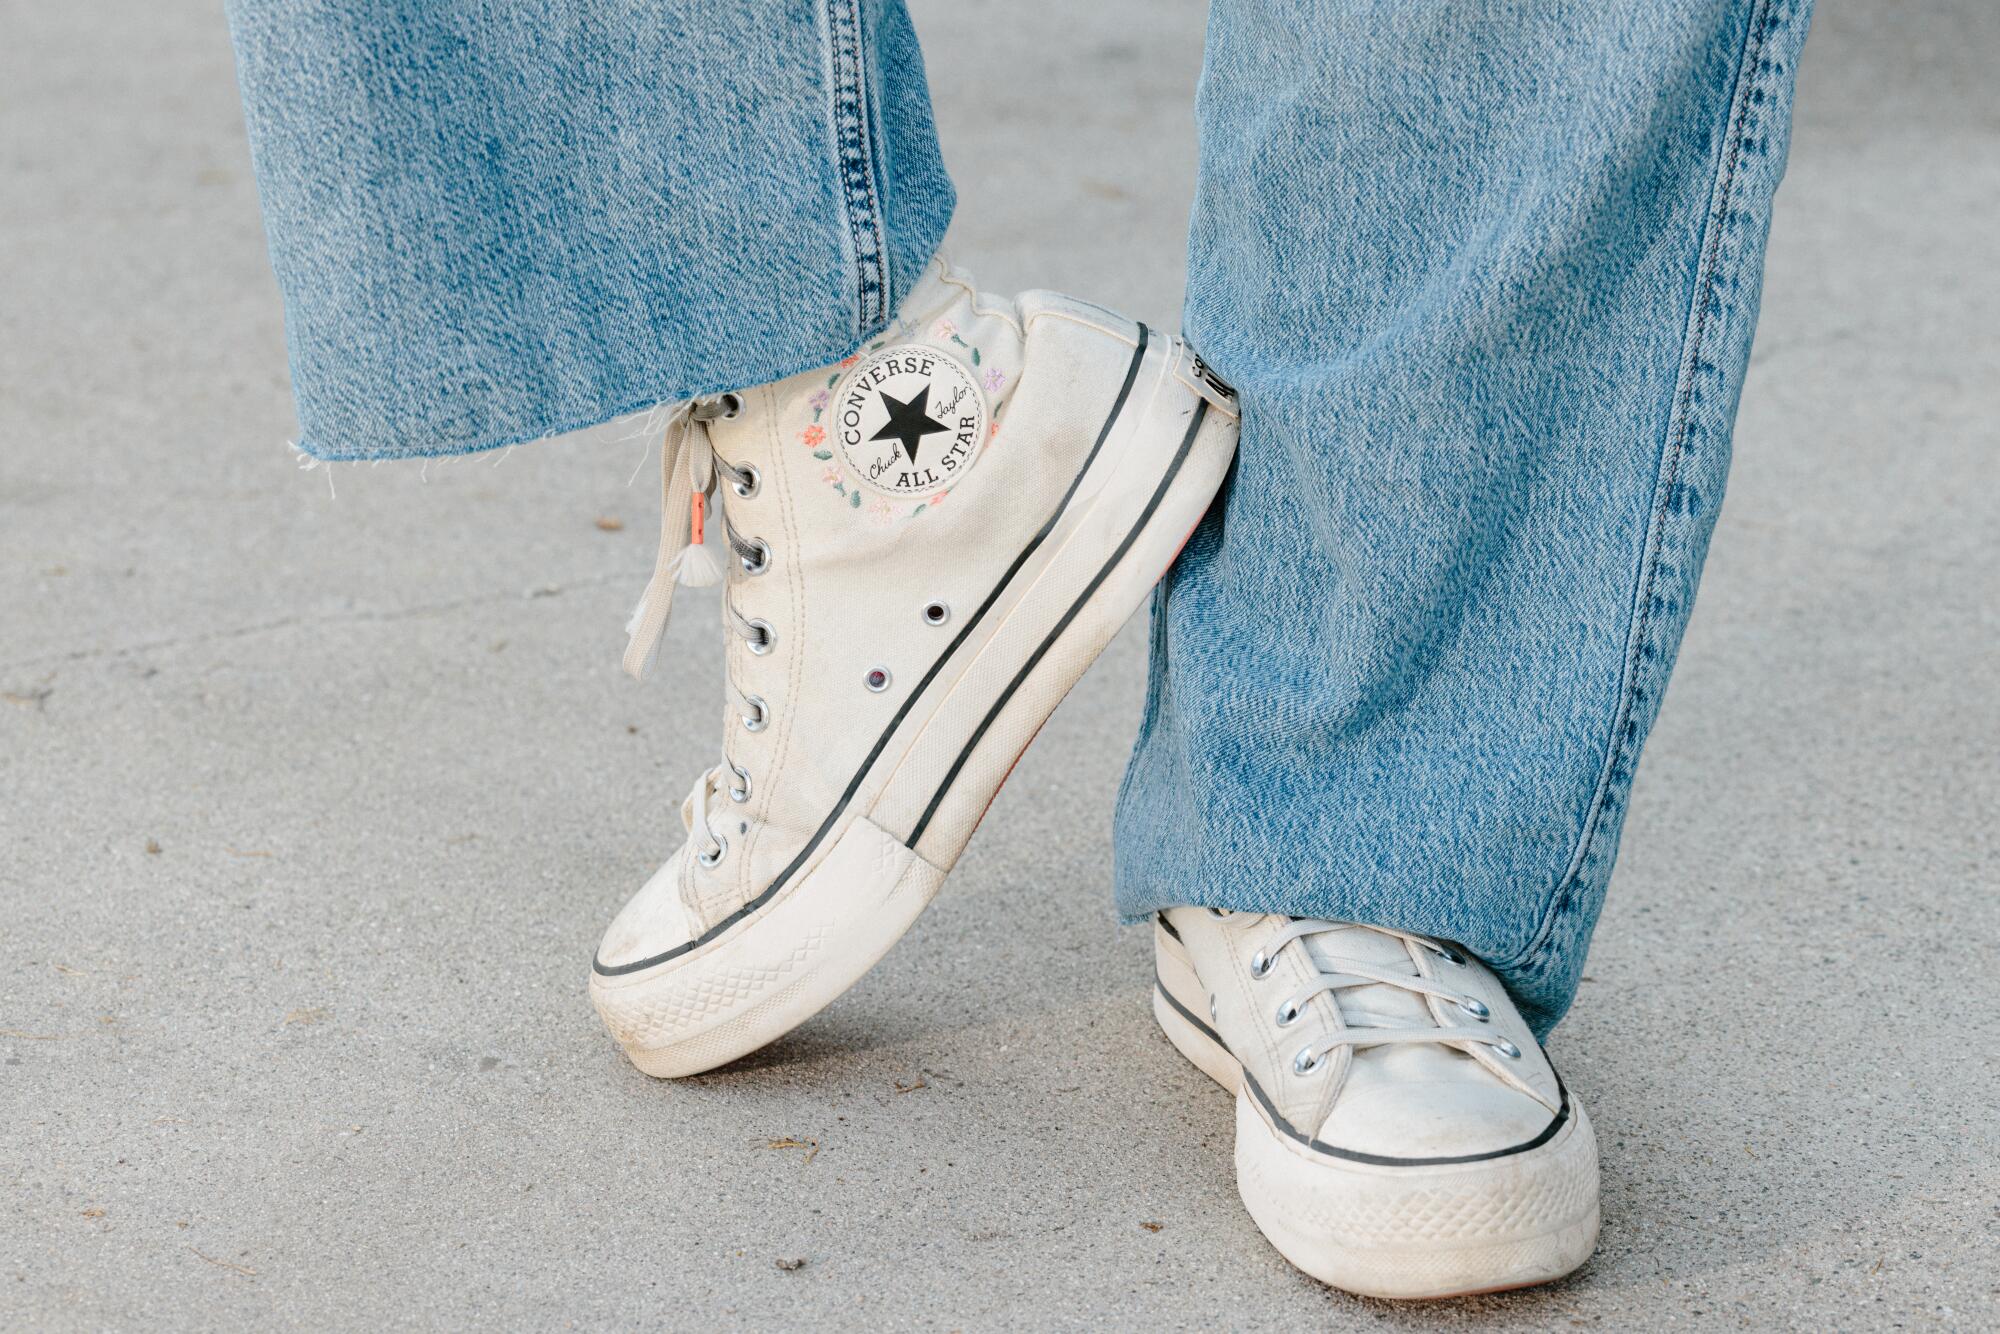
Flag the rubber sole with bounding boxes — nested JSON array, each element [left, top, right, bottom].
[[591, 331, 1237, 1078], [1152, 924, 1601, 1300]]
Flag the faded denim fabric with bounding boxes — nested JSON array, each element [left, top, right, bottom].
[[227, 1, 952, 460], [1116, 0, 1815, 1035], [229, 0, 1812, 1033]]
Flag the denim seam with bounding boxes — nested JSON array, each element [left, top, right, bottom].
[[1498, 0, 1792, 974], [824, 0, 890, 334], [1114, 582, 1175, 831]]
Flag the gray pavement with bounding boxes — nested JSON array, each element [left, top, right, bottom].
[[3, 2, 1996, 1329]]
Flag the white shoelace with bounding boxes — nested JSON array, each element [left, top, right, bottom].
[[1248, 917, 1522, 1074], [623, 395, 772, 867]]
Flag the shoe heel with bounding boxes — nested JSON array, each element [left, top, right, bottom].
[[1152, 922, 1239, 1091]]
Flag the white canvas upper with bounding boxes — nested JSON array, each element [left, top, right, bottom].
[[590, 260, 1239, 1076], [605, 265, 1036, 958], [1154, 907, 1600, 1298]]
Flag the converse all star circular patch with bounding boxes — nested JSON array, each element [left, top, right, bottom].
[[829, 344, 988, 500]]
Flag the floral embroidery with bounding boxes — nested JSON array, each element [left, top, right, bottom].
[[982, 367, 1005, 393], [939, 326, 983, 366], [814, 340, 887, 424], [800, 424, 825, 447]]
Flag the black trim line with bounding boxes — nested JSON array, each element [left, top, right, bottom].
[[1155, 966, 1226, 1048], [1152, 975, 1572, 1168], [906, 399, 1211, 845], [595, 325, 1155, 977], [1155, 912, 1182, 943]]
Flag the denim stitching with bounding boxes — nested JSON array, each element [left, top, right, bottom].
[[1501, 0, 1797, 978], [824, 0, 889, 332], [1114, 582, 1175, 827]]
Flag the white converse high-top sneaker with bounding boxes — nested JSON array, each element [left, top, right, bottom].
[[591, 260, 1239, 1077], [1153, 908, 1600, 1299]]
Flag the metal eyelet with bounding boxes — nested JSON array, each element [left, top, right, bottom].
[[921, 601, 950, 627], [695, 834, 728, 868], [863, 667, 892, 693], [732, 464, 761, 499], [1458, 996, 1491, 1022], [740, 695, 768, 732], [1292, 1047, 1325, 1076], [728, 762, 751, 804], [692, 392, 743, 422], [1491, 1039, 1522, 1060], [1436, 944, 1467, 966], [1275, 1001, 1299, 1028], [1248, 950, 1272, 979], [1208, 994, 1218, 1022], [745, 620, 775, 655], [741, 539, 771, 576]]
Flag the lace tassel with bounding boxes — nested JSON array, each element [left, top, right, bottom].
[[623, 405, 698, 681]]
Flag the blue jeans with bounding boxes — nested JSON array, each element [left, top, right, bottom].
[[229, 0, 1814, 1034]]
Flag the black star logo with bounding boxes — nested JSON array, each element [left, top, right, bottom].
[[870, 385, 951, 465]]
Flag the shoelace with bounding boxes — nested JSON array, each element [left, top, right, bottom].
[[1245, 916, 1523, 1075], [623, 394, 773, 867]]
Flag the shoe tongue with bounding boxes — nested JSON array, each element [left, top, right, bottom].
[[1299, 925, 1434, 1030]]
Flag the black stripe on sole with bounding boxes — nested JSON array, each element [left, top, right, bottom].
[[1153, 974, 1572, 1168], [595, 324, 1155, 977]]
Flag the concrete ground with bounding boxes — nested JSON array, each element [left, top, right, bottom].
[[3, 2, 1995, 1329]]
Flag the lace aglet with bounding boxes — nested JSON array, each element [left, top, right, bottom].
[[674, 490, 725, 588]]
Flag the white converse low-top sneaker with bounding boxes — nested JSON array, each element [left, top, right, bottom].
[[1153, 908, 1600, 1299], [590, 259, 1239, 1077]]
